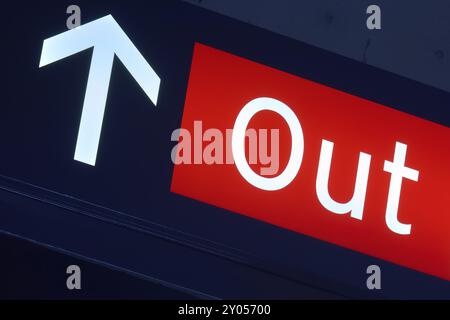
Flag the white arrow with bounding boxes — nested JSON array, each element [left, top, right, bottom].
[[39, 14, 161, 166]]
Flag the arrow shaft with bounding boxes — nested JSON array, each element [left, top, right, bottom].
[[74, 46, 114, 166]]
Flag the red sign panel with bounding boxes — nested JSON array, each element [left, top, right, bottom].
[[171, 43, 450, 281]]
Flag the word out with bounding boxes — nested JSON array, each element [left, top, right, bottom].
[[233, 97, 419, 235]]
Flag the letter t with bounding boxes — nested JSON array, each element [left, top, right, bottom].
[[383, 142, 419, 235]]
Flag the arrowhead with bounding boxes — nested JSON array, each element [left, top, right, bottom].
[[39, 14, 160, 105]]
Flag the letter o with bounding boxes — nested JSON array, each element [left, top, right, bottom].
[[231, 97, 304, 191]]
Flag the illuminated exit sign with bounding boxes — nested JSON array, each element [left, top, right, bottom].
[[38, 14, 450, 283]]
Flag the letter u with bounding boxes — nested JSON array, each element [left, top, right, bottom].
[[316, 139, 371, 220]]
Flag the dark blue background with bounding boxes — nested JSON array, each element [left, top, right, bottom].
[[1, 0, 449, 298]]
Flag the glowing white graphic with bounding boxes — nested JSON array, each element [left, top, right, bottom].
[[384, 142, 419, 235], [232, 97, 304, 191], [39, 15, 161, 166], [316, 139, 371, 220]]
